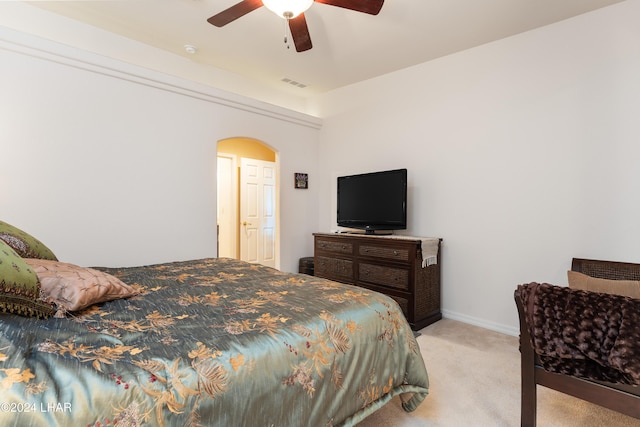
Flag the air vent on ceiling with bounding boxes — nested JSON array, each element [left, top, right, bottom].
[[281, 78, 307, 89]]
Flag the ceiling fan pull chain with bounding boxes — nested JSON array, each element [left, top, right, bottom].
[[283, 17, 290, 49]]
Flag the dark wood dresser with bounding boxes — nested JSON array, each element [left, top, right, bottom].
[[313, 233, 442, 330]]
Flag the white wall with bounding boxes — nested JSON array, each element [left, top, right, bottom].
[[312, 0, 640, 334], [0, 27, 321, 272]]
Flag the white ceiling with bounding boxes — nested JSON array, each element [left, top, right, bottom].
[[28, 0, 624, 96]]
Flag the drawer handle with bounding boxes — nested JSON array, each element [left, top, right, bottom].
[[393, 250, 399, 256]]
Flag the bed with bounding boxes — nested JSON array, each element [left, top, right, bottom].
[[514, 257, 640, 426], [0, 221, 429, 427]]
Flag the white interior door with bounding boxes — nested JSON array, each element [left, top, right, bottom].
[[240, 158, 276, 268]]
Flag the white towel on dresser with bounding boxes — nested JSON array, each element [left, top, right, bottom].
[[420, 238, 440, 268], [372, 235, 440, 268]]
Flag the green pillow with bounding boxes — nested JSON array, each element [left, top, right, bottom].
[[0, 220, 57, 260], [0, 239, 55, 318]]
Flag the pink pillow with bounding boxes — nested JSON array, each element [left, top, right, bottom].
[[24, 259, 137, 313]]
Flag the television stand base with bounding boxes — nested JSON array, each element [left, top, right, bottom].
[[337, 229, 394, 235], [364, 230, 393, 235]]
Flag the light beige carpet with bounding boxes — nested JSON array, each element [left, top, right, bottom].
[[357, 319, 640, 427]]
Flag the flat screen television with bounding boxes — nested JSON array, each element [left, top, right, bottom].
[[337, 168, 407, 234]]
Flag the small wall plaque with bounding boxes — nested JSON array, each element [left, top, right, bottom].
[[295, 173, 308, 189]]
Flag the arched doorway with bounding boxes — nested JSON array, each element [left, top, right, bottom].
[[217, 137, 279, 269]]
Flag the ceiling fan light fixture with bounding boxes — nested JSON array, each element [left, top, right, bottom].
[[262, 0, 314, 19]]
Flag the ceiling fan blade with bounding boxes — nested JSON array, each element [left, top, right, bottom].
[[207, 0, 263, 27], [288, 14, 313, 52], [314, 0, 384, 15]]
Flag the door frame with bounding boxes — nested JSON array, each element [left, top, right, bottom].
[[216, 139, 280, 270], [216, 152, 238, 258]]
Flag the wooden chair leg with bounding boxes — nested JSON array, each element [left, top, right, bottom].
[[516, 291, 537, 427], [520, 354, 537, 427]]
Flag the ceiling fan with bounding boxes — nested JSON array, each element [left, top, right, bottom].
[[207, 0, 385, 52]]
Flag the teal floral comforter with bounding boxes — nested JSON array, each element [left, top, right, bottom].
[[0, 258, 429, 426]]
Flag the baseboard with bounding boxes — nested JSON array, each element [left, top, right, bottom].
[[441, 309, 519, 337]]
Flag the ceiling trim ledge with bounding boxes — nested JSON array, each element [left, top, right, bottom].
[[0, 26, 323, 130]]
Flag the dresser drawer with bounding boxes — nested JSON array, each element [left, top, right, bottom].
[[388, 294, 409, 318], [359, 263, 409, 290], [315, 256, 354, 281], [359, 244, 411, 263], [315, 238, 354, 255]]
